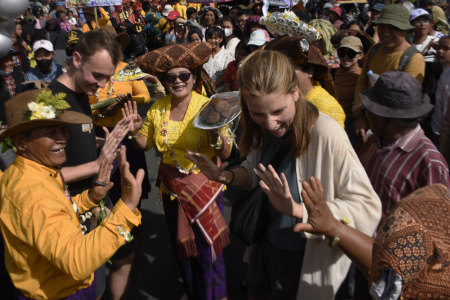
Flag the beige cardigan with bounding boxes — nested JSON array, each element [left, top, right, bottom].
[[241, 113, 382, 299]]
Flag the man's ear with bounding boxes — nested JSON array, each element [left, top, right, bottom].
[[72, 51, 82, 69], [11, 135, 27, 152]]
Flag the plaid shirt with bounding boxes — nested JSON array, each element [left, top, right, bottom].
[[1, 75, 15, 96], [359, 125, 450, 220]]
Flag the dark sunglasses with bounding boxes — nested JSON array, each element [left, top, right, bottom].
[[165, 72, 192, 83], [337, 49, 358, 59]]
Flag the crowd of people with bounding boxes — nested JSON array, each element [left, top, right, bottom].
[[1, 0, 450, 299]]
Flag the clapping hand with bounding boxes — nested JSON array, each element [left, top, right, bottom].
[[117, 145, 145, 212], [293, 177, 339, 236], [122, 101, 142, 136], [89, 158, 115, 204], [254, 163, 303, 219]]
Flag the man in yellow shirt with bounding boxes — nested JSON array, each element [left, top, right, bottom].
[[352, 4, 426, 137], [0, 89, 144, 300]]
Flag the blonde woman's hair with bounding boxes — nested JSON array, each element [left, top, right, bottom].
[[237, 50, 318, 157]]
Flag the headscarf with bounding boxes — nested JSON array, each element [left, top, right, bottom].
[[115, 5, 123, 12], [132, 1, 142, 12], [370, 184, 450, 299], [266, 36, 337, 99], [309, 19, 337, 62], [136, 42, 213, 94]]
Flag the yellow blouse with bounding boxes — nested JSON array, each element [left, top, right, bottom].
[[305, 82, 346, 128], [140, 92, 225, 175]]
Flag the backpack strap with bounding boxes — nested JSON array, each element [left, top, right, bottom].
[[397, 46, 420, 71], [366, 43, 382, 72]]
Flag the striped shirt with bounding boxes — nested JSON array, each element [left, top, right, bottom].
[[359, 125, 450, 219]]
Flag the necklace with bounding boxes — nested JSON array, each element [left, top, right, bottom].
[[160, 105, 203, 174], [59, 170, 89, 235], [95, 76, 115, 103]]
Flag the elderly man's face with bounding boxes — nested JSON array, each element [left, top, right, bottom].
[[15, 125, 69, 167]]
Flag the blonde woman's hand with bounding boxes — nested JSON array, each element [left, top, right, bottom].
[[254, 163, 303, 219]]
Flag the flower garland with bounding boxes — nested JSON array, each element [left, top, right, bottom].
[[95, 76, 115, 103], [259, 10, 321, 41], [160, 107, 203, 174]]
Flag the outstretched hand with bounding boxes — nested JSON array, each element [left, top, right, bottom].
[[254, 163, 303, 219], [96, 118, 131, 166], [293, 177, 339, 235], [89, 158, 115, 204], [122, 101, 142, 136], [118, 145, 145, 212], [184, 150, 229, 182]]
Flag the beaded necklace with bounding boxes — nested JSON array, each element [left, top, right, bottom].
[[160, 105, 203, 174], [59, 170, 89, 235], [95, 76, 115, 103]]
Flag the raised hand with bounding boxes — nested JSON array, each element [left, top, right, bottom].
[[96, 118, 131, 166], [122, 101, 142, 136], [184, 150, 229, 182], [89, 158, 114, 204], [293, 177, 339, 235], [117, 145, 145, 212], [254, 163, 303, 219]]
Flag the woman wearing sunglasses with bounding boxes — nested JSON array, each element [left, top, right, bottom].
[[266, 36, 346, 128], [123, 42, 231, 300]]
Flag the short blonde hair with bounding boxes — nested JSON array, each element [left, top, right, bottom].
[[237, 50, 318, 157]]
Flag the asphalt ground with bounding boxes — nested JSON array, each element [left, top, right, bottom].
[[101, 94, 249, 300]]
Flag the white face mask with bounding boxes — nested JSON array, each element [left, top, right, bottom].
[[224, 28, 233, 37]]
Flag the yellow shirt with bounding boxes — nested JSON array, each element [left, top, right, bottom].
[[0, 156, 141, 299], [82, 7, 111, 32], [173, 3, 187, 18], [140, 92, 227, 174], [354, 43, 425, 103], [158, 17, 170, 33], [89, 62, 151, 127], [305, 83, 346, 128]]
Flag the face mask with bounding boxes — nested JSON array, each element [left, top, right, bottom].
[[224, 28, 233, 37], [0, 69, 12, 76], [36, 58, 53, 70]]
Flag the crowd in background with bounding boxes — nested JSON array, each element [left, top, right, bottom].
[[1, 0, 450, 299]]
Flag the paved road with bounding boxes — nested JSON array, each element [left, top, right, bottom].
[[102, 100, 249, 300]]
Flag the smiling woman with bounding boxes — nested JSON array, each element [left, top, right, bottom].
[[124, 42, 233, 300], [186, 50, 382, 299]]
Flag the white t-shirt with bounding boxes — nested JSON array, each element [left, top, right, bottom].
[[409, 35, 439, 62]]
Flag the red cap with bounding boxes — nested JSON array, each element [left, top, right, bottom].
[[329, 6, 342, 17], [167, 10, 181, 20]]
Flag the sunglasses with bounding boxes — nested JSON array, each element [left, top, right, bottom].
[[337, 49, 358, 59], [165, 72, 192, 83]]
